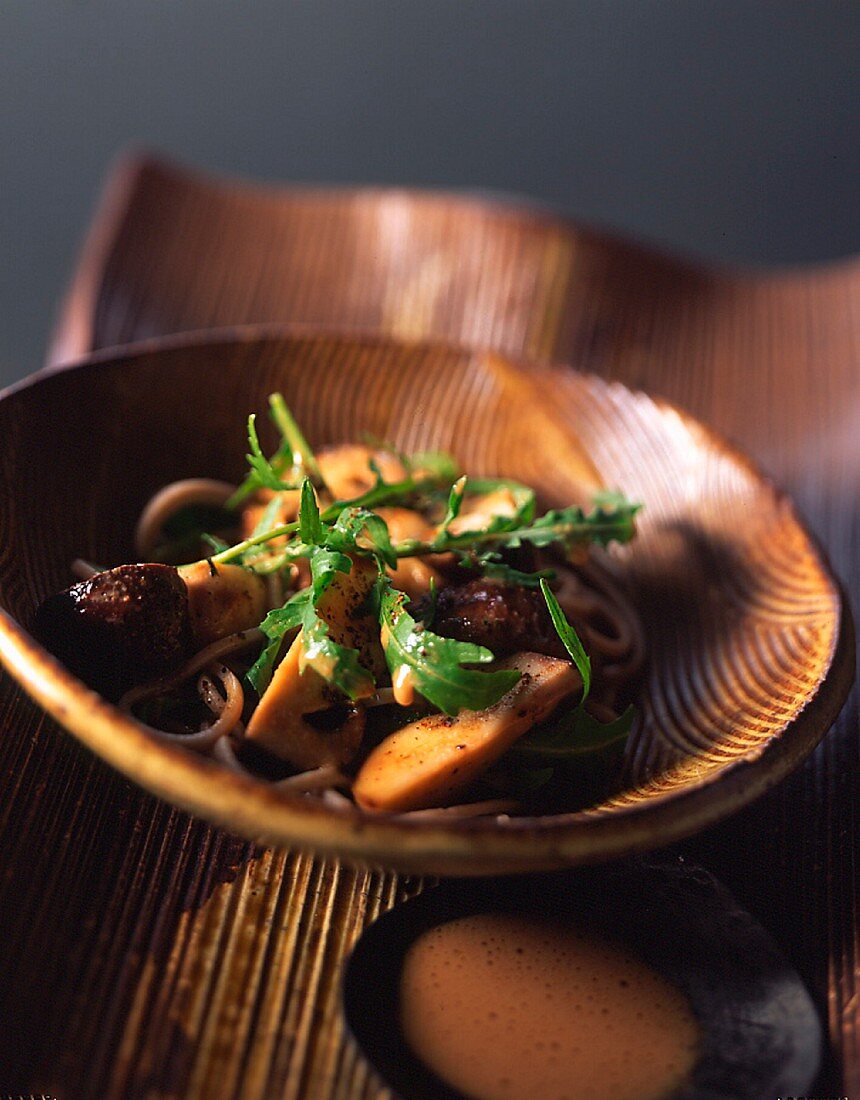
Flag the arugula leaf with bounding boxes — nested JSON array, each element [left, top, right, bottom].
[[244, 414, 298, 494], [432, 479, 536, 545], [540, 579, 591, 702], [268, 393, 327, 491], [307, 545, 353, 600], [324, 469, 455, 517], [438, 475, 467, 534], [513, 705, 635, 760], [298, 596, 375, 701], [251, 493, 290, 539], [389, 493, 639, 560], [299, 478, 325, 545], [328, 507, 397, 568], [247, 548, 372, 698], [228, 393, 324, 509], [246, 588, 312, 694], [378, 580, 520, 715], [421, 575, 439, 627], [456, 550, 554, 589], [227, 440, 294, 510], [496, 500, 639, 552], [200, 533, 231, 555]]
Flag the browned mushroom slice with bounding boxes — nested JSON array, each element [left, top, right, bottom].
[[375, 507, 443, 602], [177, 560, 267, 647], [353, 652, 579, 813], [244, 556, 382, 768], [317, 444, 407, 501], [244, 635, 367, 770]]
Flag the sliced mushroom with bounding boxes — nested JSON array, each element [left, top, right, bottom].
[[244, 556, 383, 768], [34, 563, 192, 700], [353, 652, 579, 813], [177, 560, 267, 647], [243, 635, 367, 769], [317, 444, 407, 500], [375, 507, 442, 601]]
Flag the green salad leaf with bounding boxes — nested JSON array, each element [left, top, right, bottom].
[[246, 587, 312, 694], [390, 494, 639, 560], [513, 705, 635, 761], [327, 507, 397, 568], [438, 475, 467, 534], [307, 545, 352, 600], [240, 412, 298, 496], [540, 579, 591, 702], [298, 477, 325, 545], [247, 545, 375, 698], [298, 595, 375, 701], [268, 392, 327, 491], [377, 579, 520, 715], [228, 392, 327, 509]]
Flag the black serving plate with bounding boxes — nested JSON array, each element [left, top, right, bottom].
[[343, 856, 821, 1100]]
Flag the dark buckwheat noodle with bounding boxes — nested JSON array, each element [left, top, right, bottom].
[[134, 478, 236, 559]]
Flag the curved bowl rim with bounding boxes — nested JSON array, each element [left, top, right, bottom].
[[0, 326, 853, 875]]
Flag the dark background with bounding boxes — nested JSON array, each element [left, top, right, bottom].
[[2, 1, 858, 386]]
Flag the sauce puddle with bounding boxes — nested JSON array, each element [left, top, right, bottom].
[[400, 912, 699, 1100]]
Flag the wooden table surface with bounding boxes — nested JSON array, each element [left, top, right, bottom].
[[2, 155, 857, 1098]]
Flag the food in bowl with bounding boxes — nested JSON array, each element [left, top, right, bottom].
[[35, 394, 643, 818]]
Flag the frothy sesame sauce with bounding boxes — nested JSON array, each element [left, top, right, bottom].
[[400, 912, 699, 1100]]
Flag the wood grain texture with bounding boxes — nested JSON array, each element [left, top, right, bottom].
[[0, 153, 855, 1096], [48, 155, 580, 370]]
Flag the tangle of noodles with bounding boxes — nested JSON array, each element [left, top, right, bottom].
[[123, 664, 244, 750], [134, 478, 236, 559], [66, 435, 646, 817], [120, 628, 264, 710], [264, 571, 285, 612], [212, 736, 351, 795]]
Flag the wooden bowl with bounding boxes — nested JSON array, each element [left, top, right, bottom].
[[0, 330, 852, 874]]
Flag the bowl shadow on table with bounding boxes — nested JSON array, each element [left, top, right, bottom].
[[617, 514, 820, 785]]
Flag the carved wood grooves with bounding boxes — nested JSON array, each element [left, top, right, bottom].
[[0, 154, 855, 1095]]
